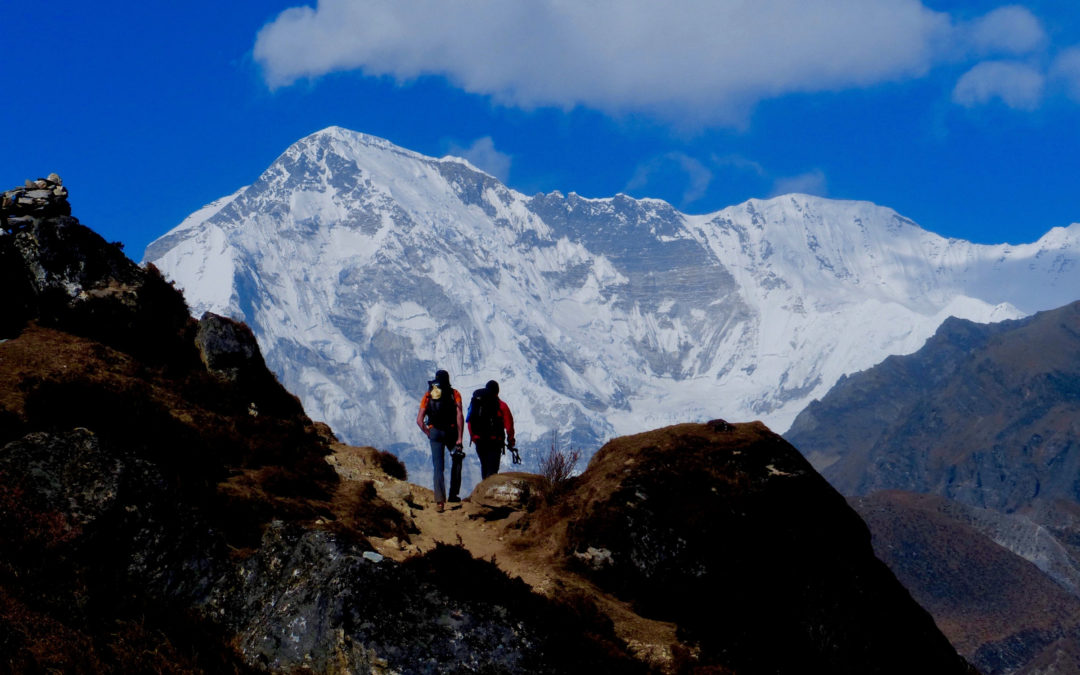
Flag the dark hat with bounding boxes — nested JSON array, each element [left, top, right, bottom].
[[485, 380, 499, 395], [434, 369, 450, 387]]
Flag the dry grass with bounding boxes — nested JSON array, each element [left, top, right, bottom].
[[538, 431, 581, 495]]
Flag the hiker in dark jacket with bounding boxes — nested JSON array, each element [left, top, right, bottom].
[[466, 380, 516, 480], [416, 369, 464, 512]]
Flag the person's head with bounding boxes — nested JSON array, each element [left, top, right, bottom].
[[485, 380, 499, 396], [434, 369, 450, 389]]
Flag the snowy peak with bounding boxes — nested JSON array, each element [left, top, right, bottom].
[[145, 127, 1080, 488]]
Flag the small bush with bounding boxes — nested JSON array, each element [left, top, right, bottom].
[[376, 449, 407, 481], [538, 431, 581, 493]]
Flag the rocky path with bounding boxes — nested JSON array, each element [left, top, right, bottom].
[[326, 443, 683, 671]]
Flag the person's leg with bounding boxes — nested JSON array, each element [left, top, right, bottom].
[[478, 441, 500, 479], [475, 445, 489, 480], [429, 431, 446, 506], [448, 447, 463, 501]]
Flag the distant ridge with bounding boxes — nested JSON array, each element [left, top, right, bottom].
[[788, 300, 1080, 512]]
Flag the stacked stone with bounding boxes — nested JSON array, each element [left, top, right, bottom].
[[1, 173, 71, 231]]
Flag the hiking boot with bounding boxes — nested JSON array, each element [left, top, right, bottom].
[[448, 496, 461, 503], [436, 502, 445, 513]]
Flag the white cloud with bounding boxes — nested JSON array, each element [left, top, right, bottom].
[[962, 6, 1046, 56], [769, 169, 828, 198], [446, 137, 512, 183], [952, 61, 1044, 110], [625, 153, 713, 206], [254, 0, 950, 124], [1051, 47, 1080, 103], [711, 154, 768, 178]]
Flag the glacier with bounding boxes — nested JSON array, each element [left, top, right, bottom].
[[144, 126, 1080, 490]]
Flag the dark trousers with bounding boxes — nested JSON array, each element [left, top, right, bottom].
[[475, 439, 503, 480], [449, 447, 464, 501], [428, 428, 463, 502]]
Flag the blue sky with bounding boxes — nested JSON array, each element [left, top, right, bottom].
[[7, 1, 1080, 257]]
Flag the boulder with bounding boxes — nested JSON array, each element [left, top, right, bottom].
[[469, 471, 546, 512], [195, 311, 261, 382]]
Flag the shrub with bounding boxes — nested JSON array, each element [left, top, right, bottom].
[[376, 449, 407, 481], [538, 431, 581, 493]]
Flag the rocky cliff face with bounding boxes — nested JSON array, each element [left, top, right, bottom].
[[0, 177, 974, 673]]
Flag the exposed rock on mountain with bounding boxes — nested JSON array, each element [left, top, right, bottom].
[[144, 126, 1080, 491]]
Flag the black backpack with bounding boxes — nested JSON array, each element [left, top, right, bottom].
[[425, 384, 457, 432], [468, 388, 504, 442]]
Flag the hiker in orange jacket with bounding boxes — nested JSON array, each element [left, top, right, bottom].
[[416, 369, 464, 512], [467, 380, 517, 480]]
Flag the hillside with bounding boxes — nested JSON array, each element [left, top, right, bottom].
[[787, 301, 1080, 513], [785, 301, 1080, 673], [0, 176, 975, 673], [852, 492, 1080, 675]]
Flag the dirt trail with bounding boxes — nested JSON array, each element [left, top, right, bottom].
[[327, 444, 682, 671]]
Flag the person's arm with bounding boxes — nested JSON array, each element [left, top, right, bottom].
[[455, 391, 465, 446], [502, 401, 515, 446], [416, 393, 429, 434], [466, 400, 476, 445]]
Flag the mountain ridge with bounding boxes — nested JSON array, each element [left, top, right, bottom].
[[145, 126, 1080, 488]]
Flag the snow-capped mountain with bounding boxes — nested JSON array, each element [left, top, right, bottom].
[[144, 126, 1080, 487]]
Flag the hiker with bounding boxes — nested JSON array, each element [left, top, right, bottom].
[[467, 380, 517, 480], [416, 369, 465, 512]]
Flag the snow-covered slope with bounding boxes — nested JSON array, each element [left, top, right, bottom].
[[145, 126, 1080, 487]]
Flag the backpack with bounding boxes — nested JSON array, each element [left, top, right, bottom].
[[468, 388, 504, 442], [425, 384, 457, 432]]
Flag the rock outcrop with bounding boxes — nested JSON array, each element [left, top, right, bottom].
[[1, 173, 70, 227], [539, 421, 977, 674]]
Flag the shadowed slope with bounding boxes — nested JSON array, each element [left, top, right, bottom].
[[520, 420, 976, 674]]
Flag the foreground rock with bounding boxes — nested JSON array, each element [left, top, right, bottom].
[[535, 421, 977, 674]]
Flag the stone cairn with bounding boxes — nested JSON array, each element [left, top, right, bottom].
[[1, 173, 71, 231]]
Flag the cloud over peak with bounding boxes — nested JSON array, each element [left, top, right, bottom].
[[254, 0, 949, 124], [963, 5, 1046, 56]]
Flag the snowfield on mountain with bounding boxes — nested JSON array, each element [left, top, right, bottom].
[[145, 126, 1080, 487]]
